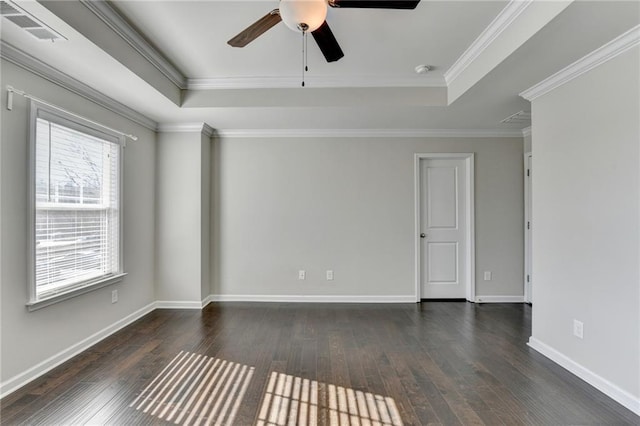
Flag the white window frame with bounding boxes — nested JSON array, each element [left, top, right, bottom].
[[27, 100, 126, 311]]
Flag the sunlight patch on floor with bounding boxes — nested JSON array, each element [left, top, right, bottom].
[[257, 371, 404, 426], [130, 351, 254, 426]]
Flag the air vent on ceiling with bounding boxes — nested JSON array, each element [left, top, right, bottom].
[[26, 27, 62, 41], [0, 0, 19, 15], [0, 0, 66, 42], [501, 110, 531, 124], [5, 14, 39, 28]]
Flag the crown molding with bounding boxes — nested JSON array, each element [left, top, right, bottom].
[[216, 128, 524, 139], [0, 41, 157, 130], [80, 0, 187, 89], [187, 75, 446, 90], [157, 122, 216, 137], [202, 123, 215, 138], [444, 0, 533, 85], [520, 25, 640, 101], [522, 126, 532, 137]]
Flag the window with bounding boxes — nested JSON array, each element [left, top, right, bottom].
[[28, 101, 125, 310]]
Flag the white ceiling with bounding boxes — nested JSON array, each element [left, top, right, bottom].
[[1, 0, 638, 133], [111, 0, 507, 80]]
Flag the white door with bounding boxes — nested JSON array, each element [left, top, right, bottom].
[[420, 158, 468, 299], [524, 153, 533, 303]]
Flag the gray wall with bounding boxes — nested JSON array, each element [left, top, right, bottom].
[[155, 130, 211, 303], [201, 132, 212, 301], [211, 136, 524, 299], [0, 60, 157, 383], [530, 47, 639, 398], [524, 132, 532, 153], [0, 60, 526, 392]]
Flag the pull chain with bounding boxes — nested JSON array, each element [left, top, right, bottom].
[[301, 30, 305, 87], [298, 23, 310, 88], [305, 31, 308, 72]]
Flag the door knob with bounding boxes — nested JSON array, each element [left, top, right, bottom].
[[420, 233, 426, 238]]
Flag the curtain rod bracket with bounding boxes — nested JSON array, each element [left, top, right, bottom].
[[6, 85, 22, 110]]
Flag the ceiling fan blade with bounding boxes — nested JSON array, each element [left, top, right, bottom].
[[311, 21, 344, 62], [329, 0, 420, 9], [227, 9, 281, 47]]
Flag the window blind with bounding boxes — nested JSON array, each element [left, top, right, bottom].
[[34, 118, 120, 298]]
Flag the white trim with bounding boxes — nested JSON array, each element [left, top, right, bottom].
[[217, 128, 524, 139], [0, 302, 156, 399], [475, 295, 525, 303], [528, 337, 640, 416], [207, 295, 416, 304], [27, 274, 127, 312], [28, 100, 36, 308], [0, 41, 157, 131], [522, 126, 532, 137], [444, 0, 533, 84], [523, 152, 532, 304], [187, 75, 446, 90], [414, 153, 476, 302], [155, 300, 206, 309], [414, 157, 421, 303], [202, 123, 215, 138], [157, 122, 215, 137], [27, 100, 127, 310], [80, 0, 186, 89], [520, 25, 640, 101], [201, 294, 215, 308], [468, 155, 476, 303]]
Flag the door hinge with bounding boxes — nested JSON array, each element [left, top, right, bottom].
[[527, 169, 530, 177], [527, 275, 530, 282], [527, 221, 530, 229]]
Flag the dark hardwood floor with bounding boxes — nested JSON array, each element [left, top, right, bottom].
[[1, 302, 638, 425]]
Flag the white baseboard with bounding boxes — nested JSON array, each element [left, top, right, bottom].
[[201, 294, 214, 308], [208, 294, 416, 303], [475, 295, 525, 303], [528, 337, 640, 416], [155, 300, 205, 309], [0, 302, 156, 399]]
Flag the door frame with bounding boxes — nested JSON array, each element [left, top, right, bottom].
[[524, 152, 532, 303], [414, 153, 475, 302]]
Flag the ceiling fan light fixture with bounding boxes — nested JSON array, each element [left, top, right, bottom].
[[280, 0, 328, 32]]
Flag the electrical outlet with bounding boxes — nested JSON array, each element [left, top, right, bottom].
[[111, 289, 118, 304], [484, 271, 492, 281], [573, 319, 584, 339], [298, 270, 306, 280], [326, 270, 334, 280]]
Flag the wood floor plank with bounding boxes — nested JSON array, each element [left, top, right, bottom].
[[1, 302, 638, 425], [386, 351, 441, 425]]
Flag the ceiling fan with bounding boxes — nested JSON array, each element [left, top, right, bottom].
[[227, 0, 421, 63]]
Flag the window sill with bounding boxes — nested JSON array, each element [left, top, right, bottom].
[[27, 273, 127, 312]]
